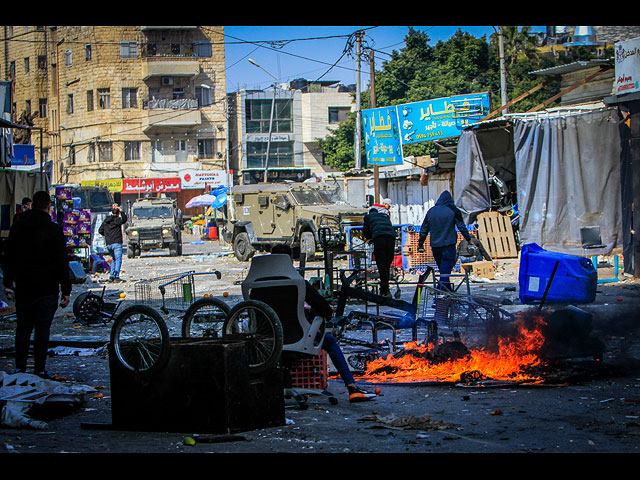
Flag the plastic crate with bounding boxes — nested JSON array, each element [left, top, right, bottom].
[[288, 351, 328, 390]]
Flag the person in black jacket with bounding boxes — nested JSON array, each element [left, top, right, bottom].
[[362, 202, 396, 297], [417, 190, 472, 291], [99, 203, 128, 282], [2, 191, 71, 378]]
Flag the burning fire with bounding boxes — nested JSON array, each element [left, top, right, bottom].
[[359, 313, 549, 384]]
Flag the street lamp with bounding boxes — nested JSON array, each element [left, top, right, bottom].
[[248, 58, 277, 183]]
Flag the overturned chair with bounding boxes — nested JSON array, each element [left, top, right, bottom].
[[241, 254, 338, 407]]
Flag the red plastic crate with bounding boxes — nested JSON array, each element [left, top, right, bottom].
[[288, 351, 328, 390]]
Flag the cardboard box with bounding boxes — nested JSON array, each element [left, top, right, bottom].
[[461, 260, 495, 279]]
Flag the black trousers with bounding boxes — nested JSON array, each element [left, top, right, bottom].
[[15, 292, 58, 373], [372, 235, 395, 294]]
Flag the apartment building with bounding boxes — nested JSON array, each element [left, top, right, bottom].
[[2, 26, 227, 209], [228, 79, 355, 184]]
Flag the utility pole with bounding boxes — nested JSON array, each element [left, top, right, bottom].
[[369, 49, 379, 204], [354, 31, 363, 169], [498, 26, 508, 114]]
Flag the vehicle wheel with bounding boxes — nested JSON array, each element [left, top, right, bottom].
[[222, 300, 283, 374], [109, 305, 171, 376], [233, 232, 255, 262], [181, 297, 231, 339], [74, 292, 104, 324], [127, 244, 137, 258], [300, 231, 316, 261]]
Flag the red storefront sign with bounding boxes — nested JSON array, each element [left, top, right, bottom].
[[121, 178, 182, 194]]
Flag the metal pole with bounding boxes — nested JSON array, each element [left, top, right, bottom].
[[354, 31, 362, 170], [498, 26, 508, 114]]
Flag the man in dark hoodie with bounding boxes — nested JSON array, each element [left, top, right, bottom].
[[2, 191, 71, 378], [99, 203, 128, 282], [363, 201, 396, 297], [417, 190, 472, 291]]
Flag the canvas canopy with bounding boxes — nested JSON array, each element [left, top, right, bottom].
[[454, 103, 622, 255]]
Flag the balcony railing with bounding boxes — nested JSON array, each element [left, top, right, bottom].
[[144, 98, 199, 110]]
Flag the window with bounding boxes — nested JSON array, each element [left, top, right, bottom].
[[124, 141, 141, 161], [246, 142, 294, 168], [65, 49, 72, 67], [196, 86, 212, 107], [88, 144, 95, 163], [39, 98, 47, 118], [98, 88, 110, 109], [246, 99, 293, 134], [120, 41, 138, 59], [193, 41, 212, 57], [67, 94, 73, 114], [98, 142, 112, 162], [37, 55, 47, 70], [69, 146, 76, 165], [172, 88, 184, 100], [24, 57, 30, 74], [87, 90, 93, 111], [328, 106, 350, 123], [85, 44, 92, 61], [122, 88, 138, 108], [197, 139, 215, 159], [25, 100, 31, 114]]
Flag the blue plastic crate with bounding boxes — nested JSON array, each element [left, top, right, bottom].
[[519, 243, 597, 304]]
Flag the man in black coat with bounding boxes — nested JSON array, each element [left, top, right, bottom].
[[99, 203, 128, 282], [363, 202, 396, 297], [418, 190, 472, 291], [2, 191, 71, 378]]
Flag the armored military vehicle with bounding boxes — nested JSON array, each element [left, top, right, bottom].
[[125, 197, 183, 257], [225, 183, 366, 261]]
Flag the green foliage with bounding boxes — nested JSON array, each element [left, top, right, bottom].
[[319, 27, 572, 171]]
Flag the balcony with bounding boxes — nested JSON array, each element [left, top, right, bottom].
[[142, 58, 200, 80], [142, 98, 201, 131]]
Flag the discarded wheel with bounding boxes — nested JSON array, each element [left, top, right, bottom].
[[73, 292, 104, 324], [181, 297, 231, 339], [222, 300, 283, 375], [110, 305, 170, 376]]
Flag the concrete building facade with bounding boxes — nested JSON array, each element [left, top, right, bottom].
[[2, 26, 227, 209]]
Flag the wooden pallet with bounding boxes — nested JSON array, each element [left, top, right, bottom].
[[476, 211, 518, 259]]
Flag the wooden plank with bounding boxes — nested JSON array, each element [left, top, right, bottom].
[[477, 212, 517, 259]]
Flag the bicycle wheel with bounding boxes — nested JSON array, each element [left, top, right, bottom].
[[75, 293, 104, 324], [181, 297, 231, 339], [222, 300, 283, 375], [110, 305, 170, 376]]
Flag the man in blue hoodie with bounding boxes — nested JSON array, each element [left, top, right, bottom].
[[417, 190, 472, 291]]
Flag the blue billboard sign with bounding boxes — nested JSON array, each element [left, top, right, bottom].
[[362, 92, 491, 166], [10, 144, 35, 166], [362, 106, 403, 166]]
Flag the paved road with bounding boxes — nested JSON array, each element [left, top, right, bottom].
[[1, 235, 639, 454]]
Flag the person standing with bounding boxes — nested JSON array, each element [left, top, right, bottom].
[[417, 190, 472, 291], [99, 203, 128, 282], [362, 200, 396, 297], [2, 191, 71, 378]]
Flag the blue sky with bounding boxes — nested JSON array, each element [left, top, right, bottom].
[[224, 26, 545, 92]]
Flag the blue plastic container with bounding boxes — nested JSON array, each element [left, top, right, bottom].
[[518, 243, 597, 304]]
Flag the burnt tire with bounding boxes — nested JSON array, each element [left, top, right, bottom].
[[233, 232, 255, 262]]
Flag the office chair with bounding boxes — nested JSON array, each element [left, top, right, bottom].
[[241, 254, 337, 408]]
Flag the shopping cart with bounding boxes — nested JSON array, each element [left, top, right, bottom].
[[134, 270, 222, 314]]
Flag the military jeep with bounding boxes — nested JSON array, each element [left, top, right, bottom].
[[125, 197, 183, 257], [225, 183, 366, 261]]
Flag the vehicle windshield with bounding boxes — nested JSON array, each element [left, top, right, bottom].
[[133, 206, 173, 219], [315, 186, 347, 204], [290, 188, 326, 205]]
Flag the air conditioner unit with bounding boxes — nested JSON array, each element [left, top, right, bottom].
[[161, 77, 174, 86]]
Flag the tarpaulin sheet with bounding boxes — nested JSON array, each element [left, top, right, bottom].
[[512, 105, 621, 255], [0, 169, 50, 236]]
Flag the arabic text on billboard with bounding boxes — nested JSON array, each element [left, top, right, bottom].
[[362, 92, 491, 167], [615, 36, 640, 95]]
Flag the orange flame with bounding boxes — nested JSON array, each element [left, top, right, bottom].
[[360, 313, 549, 384]]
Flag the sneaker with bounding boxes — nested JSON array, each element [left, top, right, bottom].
[[108, 277, 116, 283], [348, 386, 377, 403]]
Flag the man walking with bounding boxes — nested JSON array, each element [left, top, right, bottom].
[[363, 200, 396, 297], [99, 203, 128, 282], [417, 190, 472, 291], [2, 191, 71, 378]]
